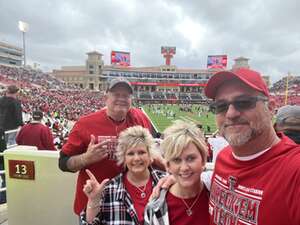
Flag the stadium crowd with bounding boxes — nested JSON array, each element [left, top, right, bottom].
[[0, 64, 299, 150], [270, 75, 300, 106], [0, 65, 106, 149]]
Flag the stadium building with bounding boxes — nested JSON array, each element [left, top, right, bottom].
[[0, 41, 23, 66], [52, 48, 268, 103]]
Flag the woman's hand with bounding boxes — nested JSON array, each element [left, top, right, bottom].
[[83, 169, 109, 201]]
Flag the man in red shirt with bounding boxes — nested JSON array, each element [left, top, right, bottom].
[[16, 110, 56, 150], [205, 68, 300, 225], [58, 78, 154, 218]]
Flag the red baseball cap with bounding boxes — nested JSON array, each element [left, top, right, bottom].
[[204, 67, 269, 99]]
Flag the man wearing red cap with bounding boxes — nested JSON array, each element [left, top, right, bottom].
[[205, 68, 300, 225]]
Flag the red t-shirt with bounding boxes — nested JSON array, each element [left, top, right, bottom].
[[167, 186, 210, 225], [209, 134, 300, 225], [124, 174, 153, 224], [16, 122, 56, 150], [62, 107, 152, 215]]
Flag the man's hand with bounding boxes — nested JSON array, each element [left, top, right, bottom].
[[64, 135, 114, 172], [83, 135, 111, 165]]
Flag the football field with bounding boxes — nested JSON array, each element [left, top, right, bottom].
[[142, 104, 217, 134]]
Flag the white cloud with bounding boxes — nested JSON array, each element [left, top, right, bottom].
[[175, 17, 207, 50], [0, 0, 299, 82]]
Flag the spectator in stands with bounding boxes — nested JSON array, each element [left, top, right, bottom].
[[0, 85, 23, 146], [207, 131, 228, 163], [204, 68, 300, 224], [16, 110, 56, 150], [144, 120, 209, 225], [275, 105, 300, 144], [80, 126, 165, 225], [0, 85, 23, 204], [58, 77, 161, 220]]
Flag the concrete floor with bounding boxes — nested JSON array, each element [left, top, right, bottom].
[[0, 204, 7, 225]]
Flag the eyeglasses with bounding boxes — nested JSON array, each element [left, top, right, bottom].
[[209, 96, 268, 114]]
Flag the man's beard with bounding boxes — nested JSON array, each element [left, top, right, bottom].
[[219, 118, 264, 147], [222, 126, 254, 146]]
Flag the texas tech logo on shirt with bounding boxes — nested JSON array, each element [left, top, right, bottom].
[[209, 174, 263, 225], [98, 136, 118, 161]]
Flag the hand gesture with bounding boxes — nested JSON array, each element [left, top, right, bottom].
[[83, 135, 111, 165], [83, 169, 109, 201]]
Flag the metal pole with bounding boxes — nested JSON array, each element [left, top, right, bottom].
[[22, 31, 26, 67], [284, 73, 289, 105]]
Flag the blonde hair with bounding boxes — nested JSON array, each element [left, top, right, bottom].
[[116, 125, 155, 166], [161, 120, 208, 164]]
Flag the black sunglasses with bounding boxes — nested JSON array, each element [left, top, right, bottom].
[[209, 96, 268, 114]]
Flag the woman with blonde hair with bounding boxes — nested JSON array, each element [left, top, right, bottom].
[[145, 120, 209, 225], [80, 125, 165, 225]]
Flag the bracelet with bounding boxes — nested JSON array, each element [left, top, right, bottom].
[[87, 201, 101, 209]]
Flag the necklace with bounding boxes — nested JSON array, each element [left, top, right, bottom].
[[126, 173, 150, 199], [180, 190, 201, 216], [135, 184, 147, 198]]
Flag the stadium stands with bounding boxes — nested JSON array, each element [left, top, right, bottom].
[[270, 76, 300, 107]]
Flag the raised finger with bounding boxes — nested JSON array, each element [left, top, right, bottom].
[[86, 169, 97, 181], [99, 178, 110, 189]]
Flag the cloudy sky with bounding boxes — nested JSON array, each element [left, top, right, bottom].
[[1, 0, 299, 83]]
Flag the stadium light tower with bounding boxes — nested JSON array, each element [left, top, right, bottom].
[[18, 21, 29, 67]]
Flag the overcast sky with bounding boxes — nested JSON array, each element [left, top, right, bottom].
[[1, 0, 299, 83]]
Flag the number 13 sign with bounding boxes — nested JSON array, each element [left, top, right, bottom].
[[9, 160, 35, 180]]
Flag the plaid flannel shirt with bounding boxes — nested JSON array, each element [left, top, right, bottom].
[[80, 167, 166, 225], [144, 189, 169, 225]]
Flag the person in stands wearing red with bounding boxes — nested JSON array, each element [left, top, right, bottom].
[[58, 78, 157, 220], [80, 126, 165, 225], [16, 110, 56, 150], [145, 120, 209, 225], [205, 68, 300, 225]]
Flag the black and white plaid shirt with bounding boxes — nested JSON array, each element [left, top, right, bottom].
[[80, 167, 166, 225]]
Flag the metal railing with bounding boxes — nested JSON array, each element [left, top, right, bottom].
[[0, 129, 20, 199]]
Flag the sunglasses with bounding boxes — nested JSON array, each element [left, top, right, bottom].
[[209, 96, 268, 114]]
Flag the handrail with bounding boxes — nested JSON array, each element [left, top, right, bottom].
[[4, 128, 19, 135]]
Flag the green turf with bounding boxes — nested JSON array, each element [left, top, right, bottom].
[[142, 104, 217, 134]]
